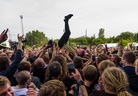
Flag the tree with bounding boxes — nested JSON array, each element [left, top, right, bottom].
[[86, 35, 95, 45], [133, 32, 138, 42], [25, 30, 48, 47], [116, 32, 134, 41], [98, 28, 105, 38], [117, 39, 128, 47], [93, 38, 105, 45]]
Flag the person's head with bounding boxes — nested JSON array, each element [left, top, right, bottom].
[[111, 54, 121, 65], [27, 56, 37, 67], [50, 55, 67, 77], [77, 48, 85, 57], [122, 51, 136, 66], [0, 76, 13, 96], [98, 60, 116, 75], [73, 56, 83, 70], [5, 51, 12, 60], [43, 54, 50, 64], [18, 61, 31, 72], [39, 80, 66, 96], [47, 61, 62, 79], [82, 65, 97, 82], [34, 58, 45, 68], [102, 67, 132, 96], [15, 70, 31, 86], [96, 54, 108, 66], [0, 56, 11, 72]]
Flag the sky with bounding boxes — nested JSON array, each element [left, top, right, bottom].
[[1, 0, 138, 41]]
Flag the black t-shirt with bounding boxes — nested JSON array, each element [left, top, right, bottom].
[[89, 90, 117, 96]]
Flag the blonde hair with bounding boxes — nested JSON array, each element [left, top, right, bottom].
[[134, 59, 138, 67], [39, 80, 66, 96], [102, 67, 132, 96], [0, 76, 10, 87], [98, 60, 116, 75]]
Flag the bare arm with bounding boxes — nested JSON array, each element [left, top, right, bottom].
[[61, 48, 73, 62], [83, 49, 92, 67], [39, 45, 48, 58], [72, 69, 88, 96]]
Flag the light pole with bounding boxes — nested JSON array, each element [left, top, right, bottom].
[[20, 15, 24, 35]]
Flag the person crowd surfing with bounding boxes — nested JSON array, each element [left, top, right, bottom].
[[0, 14, 137, 96]]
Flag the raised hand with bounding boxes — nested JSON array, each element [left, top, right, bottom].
[[17, 34, 24, 42], [0, 28, 8, 43]]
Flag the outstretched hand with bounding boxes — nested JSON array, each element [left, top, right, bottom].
[[0, 28, 8, 43]]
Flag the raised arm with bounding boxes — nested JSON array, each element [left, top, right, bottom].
[[0, 34, 23, 76], [72, 69, 88, 96]]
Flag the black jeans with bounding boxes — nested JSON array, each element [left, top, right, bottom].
[[58, 20, 71, 48]]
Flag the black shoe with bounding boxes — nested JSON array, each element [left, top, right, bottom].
[[64, 14, 73, 22]]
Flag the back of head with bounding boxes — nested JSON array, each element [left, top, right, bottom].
[[102, 67, 132, 96], [50, 55, 67, 76], [98, 60, 116, 75], [34, 58, 45, 68], [18, 61, 31, 72], [39, 80, 66, 96], [16, 70, 31, 86], [112, 54, 121, 64], [73, 56, 83, 69], [97, 54, 108, 64], [47, 61, 62, 78], [123, 51, 136, 64], [0, 56, 10, 72], [83, 65, 97, 82]]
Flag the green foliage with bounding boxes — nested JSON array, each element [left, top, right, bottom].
[[117, 39, 128, 47], [106, 36, 119, 43], [93, 38, 105, 45], [1, 43, 6, 47], [98, 28, 105, 38], [24, 29, 138, 48], [25, 30, 48, 47], [116, 32, 134, 40], [24, 45, 31, 49], [133, 33, 138, 42]]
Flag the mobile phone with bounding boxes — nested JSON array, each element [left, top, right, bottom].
[[67, 63, 75, 75]]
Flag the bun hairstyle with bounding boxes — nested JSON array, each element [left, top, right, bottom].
[[102, 67, 132, 96]]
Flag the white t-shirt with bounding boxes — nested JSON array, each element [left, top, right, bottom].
[[11, 87, 28, 96]]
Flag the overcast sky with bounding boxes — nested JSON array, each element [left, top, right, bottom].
[[1, 0, 138, 41]]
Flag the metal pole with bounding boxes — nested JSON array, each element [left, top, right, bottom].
[[20, 15, 24, 35]]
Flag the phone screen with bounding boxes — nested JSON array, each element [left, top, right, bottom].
[[67, 63, 75, 75]]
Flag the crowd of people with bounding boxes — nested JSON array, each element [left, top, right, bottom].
[[0, 14, 138, 96]]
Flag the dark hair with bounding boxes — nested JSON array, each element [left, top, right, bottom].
[[112, 54, 121, 64], [0, 56, 10, 72], [18, 61, 31, 72], [48, 61, 62, 78], [123, 51, 136, 64], [73, 56, 83, 69], [50, 55, 67, 77], [83, 65, 97, 82], [97, 54, 108, 64]]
